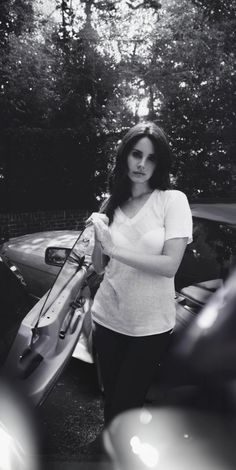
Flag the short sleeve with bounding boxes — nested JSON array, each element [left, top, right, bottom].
[[164, 190, 193, 244]]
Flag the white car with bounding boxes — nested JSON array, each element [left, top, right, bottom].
[[0, 230, 79, 300], [0, 224, 95, 406]]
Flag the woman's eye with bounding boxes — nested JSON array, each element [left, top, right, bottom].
[[148, 155, 156, 162], [132, 151, 140, 158]]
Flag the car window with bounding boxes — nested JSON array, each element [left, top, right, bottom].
[[175, 218, 236, 290]]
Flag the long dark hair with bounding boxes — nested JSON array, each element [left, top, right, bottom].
[[102, 122, 172, 224]]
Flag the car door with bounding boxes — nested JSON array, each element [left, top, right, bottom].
[[3, 224, 95, 407]]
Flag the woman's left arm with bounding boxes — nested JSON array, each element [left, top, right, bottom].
[[112, 238, 188, 278], [91, 217, 188, 277]]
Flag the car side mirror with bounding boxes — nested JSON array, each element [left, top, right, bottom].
[[45, 247, 71, 267]]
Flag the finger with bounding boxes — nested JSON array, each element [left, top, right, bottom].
[[86, 212, 100, 224], [85, 219, 93, 227], [91, 213, 108, 224], [86, 214, 96, 225], [93, 219, 107, 232]]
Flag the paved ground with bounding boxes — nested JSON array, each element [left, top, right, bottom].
[[35, 356, 170, 470], [37, 358, 112, 470]]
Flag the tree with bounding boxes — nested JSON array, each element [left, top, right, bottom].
[[191, 0, 236, 22], [0, 0, 35, 48], [1, 0, 235, 209], [133, 0, 236, 198]]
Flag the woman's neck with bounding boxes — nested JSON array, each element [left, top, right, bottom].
[[130, 184, 152, 199]]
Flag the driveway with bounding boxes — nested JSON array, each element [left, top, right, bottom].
[[38, 359, 108, 469]]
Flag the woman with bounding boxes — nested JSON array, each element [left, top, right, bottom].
[[88, 122, 192, 426]]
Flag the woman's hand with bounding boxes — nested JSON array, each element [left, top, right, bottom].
[[87, 213, 114, 257], [86, 212, 109, 226], [93, 219, 114, 257]]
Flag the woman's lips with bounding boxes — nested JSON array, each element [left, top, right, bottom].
[[133, 171, 145, 176]]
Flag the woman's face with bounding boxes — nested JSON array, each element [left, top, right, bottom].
[[127, 136, 156, 185]]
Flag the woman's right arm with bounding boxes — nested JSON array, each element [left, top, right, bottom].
[[87, 211, 110, 274], [92, 232, 109, 274]]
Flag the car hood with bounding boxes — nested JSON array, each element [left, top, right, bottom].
[[1, 230, 80, 259], [190, 203, 236, 225]]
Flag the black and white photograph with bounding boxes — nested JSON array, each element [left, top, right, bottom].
[[0, 1, 236, 469]]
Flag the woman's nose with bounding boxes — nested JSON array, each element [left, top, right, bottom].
[[138, 159, 145, 168]]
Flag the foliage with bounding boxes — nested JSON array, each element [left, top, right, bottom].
[[191, 0, 236, 22], [0, 31, 60, 128], [0, 0, 235, 211], [131, 0, 236, 198], [0, 0, 35, 49]]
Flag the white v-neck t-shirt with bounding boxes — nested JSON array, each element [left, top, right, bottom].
[[91, 189, 193, 336]]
